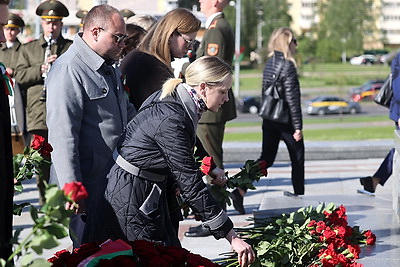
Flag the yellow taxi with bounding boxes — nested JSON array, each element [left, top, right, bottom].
[[306, 96, 361, 116]]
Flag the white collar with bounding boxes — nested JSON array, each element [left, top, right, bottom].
[[206, 12, 222, 29], [6, 41, 14, 48]]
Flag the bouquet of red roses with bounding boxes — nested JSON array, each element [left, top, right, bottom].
[[200, 157, 268, 206]]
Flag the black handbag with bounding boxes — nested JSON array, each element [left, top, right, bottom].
[[258, 61, 289, 123], [374, 74, 393, 108]]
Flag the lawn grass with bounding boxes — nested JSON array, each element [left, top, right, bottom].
[[237, 63, 390, 91], [226, 115, 388, 128], [223, 126, 394, 142]]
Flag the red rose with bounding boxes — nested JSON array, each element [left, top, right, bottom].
[[30, 134, 53, 157], [31, 134, 45, 150], [200, 156, 214, 175], [63, 182, 89, 202], [40, 142, 53, 157], [258, 160, 268, 176]]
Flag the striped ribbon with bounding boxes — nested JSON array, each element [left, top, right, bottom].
[[0, 62, 14, 96]]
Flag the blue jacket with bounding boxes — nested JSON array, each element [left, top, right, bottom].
[[390, 53, 400, 123]]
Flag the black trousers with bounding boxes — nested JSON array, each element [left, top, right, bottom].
[[260, 119, 305, 195]]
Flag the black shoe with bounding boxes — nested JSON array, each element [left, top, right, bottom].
[[231, 189, 245, 214], [360, 176, 375, 193], [184, 225, 212, 237]]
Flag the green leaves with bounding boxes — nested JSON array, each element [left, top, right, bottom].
[[13, 145, 51, 195], [212, 160, 267, 207], [7, 184, 73, 266], [13, 202, 31, 216]]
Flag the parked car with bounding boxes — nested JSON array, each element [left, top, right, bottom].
[[236, 96, 261, 114], [306, 96, 361, 115], [350, 79, 385, 102], [349, 54, 378, 65]]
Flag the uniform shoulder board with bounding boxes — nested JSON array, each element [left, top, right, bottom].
[[209, 20, 218, 29]]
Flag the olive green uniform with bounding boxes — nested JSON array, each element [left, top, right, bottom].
[[196, 13, 236, 169], [0, 39, 22, 74], [15, 35, 72, 133]]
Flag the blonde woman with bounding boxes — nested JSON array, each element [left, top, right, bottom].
[[84, 56, 255, 267], [120, 8, 201, 110], [259, 27, 304, 195]]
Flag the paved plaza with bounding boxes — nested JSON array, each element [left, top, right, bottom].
[[12, 156, 400, 266]]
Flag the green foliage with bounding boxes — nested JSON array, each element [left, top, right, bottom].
[[210, 159, 266, 206], [217, 203, 335, 266], [315, 0, 375, 62], [224, 125, 394, 142], [260, 0, 292, 58], [13, 147, 51, 196], [4, 184, 72, 267]]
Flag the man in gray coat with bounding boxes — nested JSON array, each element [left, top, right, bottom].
[[46, 4, 136, 248]]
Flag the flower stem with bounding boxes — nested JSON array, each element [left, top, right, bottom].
[[7, 229, 35, 263]]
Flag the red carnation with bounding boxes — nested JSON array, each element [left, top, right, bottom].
[[363, 230, 376, 245], [63, 182, 89, 202], [200, 156, 214, 175]]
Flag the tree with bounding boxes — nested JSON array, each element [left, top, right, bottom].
[[260, 0, 292, 54], [315, 0, 375, 62], [224, 0, 292, 63]]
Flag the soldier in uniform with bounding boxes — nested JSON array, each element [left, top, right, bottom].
[[0, 13, 27, 150], [14, 0, 72, 205], [185, 0, 240, 238], [196, 0, 236, 169], [76, 9, 88, 31], [0, 13, 24, 77]]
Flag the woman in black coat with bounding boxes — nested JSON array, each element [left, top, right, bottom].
[[84, 56, 255, 267], [259, 27, 305, 195]]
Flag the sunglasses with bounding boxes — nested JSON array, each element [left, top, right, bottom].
[[99, 27, 127, 44], [176, 31, 196, 48]]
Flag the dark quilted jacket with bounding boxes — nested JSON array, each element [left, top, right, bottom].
[[84, 86, 233, 245], [262, 51, 302, 130]]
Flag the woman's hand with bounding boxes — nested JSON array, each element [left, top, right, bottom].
[[293, 129, 303, 142], [65, 199, 86, 214], [209, 167, 227, 186], [226, 229, 256, 266]]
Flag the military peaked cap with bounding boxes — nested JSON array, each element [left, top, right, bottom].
[[6, 13, 25, 28], [36, 0, 69, 20], [76, 9, 88, 26], [120, 9, 135, 19], [76, 9, 88, 19]]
